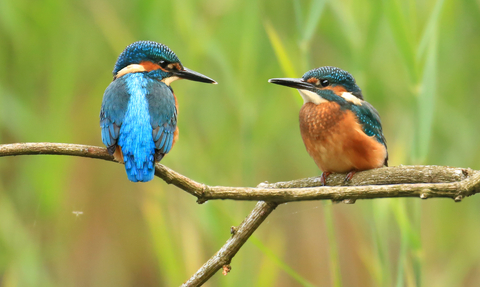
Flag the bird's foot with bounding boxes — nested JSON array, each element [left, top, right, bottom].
[[320, 172, 332, 186], [344, 170, 357, 183]]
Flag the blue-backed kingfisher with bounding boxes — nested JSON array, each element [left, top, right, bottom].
[[269, 66, 388, 185], [100, 41, 216, 182]]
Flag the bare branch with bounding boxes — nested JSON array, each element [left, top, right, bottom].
[[201, 169, 479, 203], [0, 142, 113, 161], [2, 143, 478, 203], [2, 142, 480, 286], [181, 201, 278, 286]]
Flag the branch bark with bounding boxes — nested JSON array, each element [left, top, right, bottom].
[[2, 143, 478, 203], [1, 142, 479, 286], [181, 201, 278, 286]]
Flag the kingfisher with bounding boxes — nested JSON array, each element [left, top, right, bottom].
[[269, 66, 388, 185], [100, 41, 216, 182]]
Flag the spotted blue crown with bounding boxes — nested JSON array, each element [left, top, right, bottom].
[[113, 41, 181, 75], [303, 66, 362, 97]]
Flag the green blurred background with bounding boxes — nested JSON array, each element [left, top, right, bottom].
[[1, 0, 480, 286]]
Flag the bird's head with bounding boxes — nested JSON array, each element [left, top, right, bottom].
[[268, 66, 363, 106], [113, 41, 216, 85]]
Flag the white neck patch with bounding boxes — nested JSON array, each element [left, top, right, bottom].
[[116, 64, 146, 78], [162, 76, 181, 86], [116, 64, 181, 86], [297, 89, 328, 105], [297, 89, 363, 106], [340, 92, 363, 106]]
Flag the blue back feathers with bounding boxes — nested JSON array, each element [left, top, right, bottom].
[[118, 73, 156, 182]]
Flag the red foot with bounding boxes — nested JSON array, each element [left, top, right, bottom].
[[320, 172, 332, 186], [344, 170, 357, 183]]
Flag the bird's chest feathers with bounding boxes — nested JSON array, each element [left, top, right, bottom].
[[299, 102, 385, 172], [299, 102, 346, 142]]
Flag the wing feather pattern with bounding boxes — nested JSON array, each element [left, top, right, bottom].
[[146, 82, 177, 161], [351, 102, 388, 166], [100, 77, 130, 154]]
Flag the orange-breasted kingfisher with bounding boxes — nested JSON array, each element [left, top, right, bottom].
[[100, 41, 216, 182], [269, 66, 388, 185]]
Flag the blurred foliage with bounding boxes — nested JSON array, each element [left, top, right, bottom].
[[1, 0, 480, 286]]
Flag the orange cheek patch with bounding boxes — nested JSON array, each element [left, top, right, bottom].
[[140, 61, 162, 72], [322, 85, 347, 95], [307, 77, 320, 85]]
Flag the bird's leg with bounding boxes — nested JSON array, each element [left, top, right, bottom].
[[344, 170, 357, 183], [320, 171, 332, 186]]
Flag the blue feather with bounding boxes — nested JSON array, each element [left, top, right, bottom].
[[350, 102, 386, 146], [117, 73, 156, 182], [100, 72, 178, 182], [100, 78, 129, 152], [165, 132, 173, 153], [146, 81, 177, 156], [157, 131, 167, 150], [153, 126, 163, 142]]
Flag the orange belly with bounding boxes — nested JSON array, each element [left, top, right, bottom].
[[299, 102, 386, 173]]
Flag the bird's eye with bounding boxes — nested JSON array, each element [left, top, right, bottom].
[[320, 79, 330, 87], [159, 60, 170, 69], [159, 60, 180, 71]]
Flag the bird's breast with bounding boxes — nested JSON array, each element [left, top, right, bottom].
[[299, 102, 386, 173], [299, 102, 345, 142]]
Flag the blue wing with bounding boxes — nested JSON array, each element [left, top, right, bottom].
[[100, 77, 130, 154], [146, 81, 177, 161], [351, 102, 388, 165]]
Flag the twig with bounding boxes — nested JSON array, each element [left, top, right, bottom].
[[181, 201, 278, 286], [2, 142, 479, 286]]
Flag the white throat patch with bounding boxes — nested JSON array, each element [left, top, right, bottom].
[[297, 89, 328, 105], [340, 92, 363, 106], [162, 76, 181, 86]]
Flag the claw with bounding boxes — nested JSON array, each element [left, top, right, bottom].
[[320, 172, 332, 186], [344, 170, 357, 183]]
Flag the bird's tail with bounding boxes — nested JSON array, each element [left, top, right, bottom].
[[118, 140, 156, 182], [123, 152, 155, 182]]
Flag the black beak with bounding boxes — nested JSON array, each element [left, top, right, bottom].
[[268, 78, 314, 90], [173, 67, 217, 84]]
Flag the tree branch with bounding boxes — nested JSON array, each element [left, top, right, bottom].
[[2, 142, 479, 286], [2, 143, 478, 203], [181, 201, 278, 286]]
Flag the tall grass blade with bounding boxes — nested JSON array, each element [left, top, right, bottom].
[[324, 203, 343, 287], [414, 30, 438, 165], [293, 0, 304, 35], [251, 236, 316, 287], [383, 0, 417, 82], [416, 0, 445, 61], [301, 0, 326, 44], [143, 198, 184, 286], [265, 21, 298, 77]]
